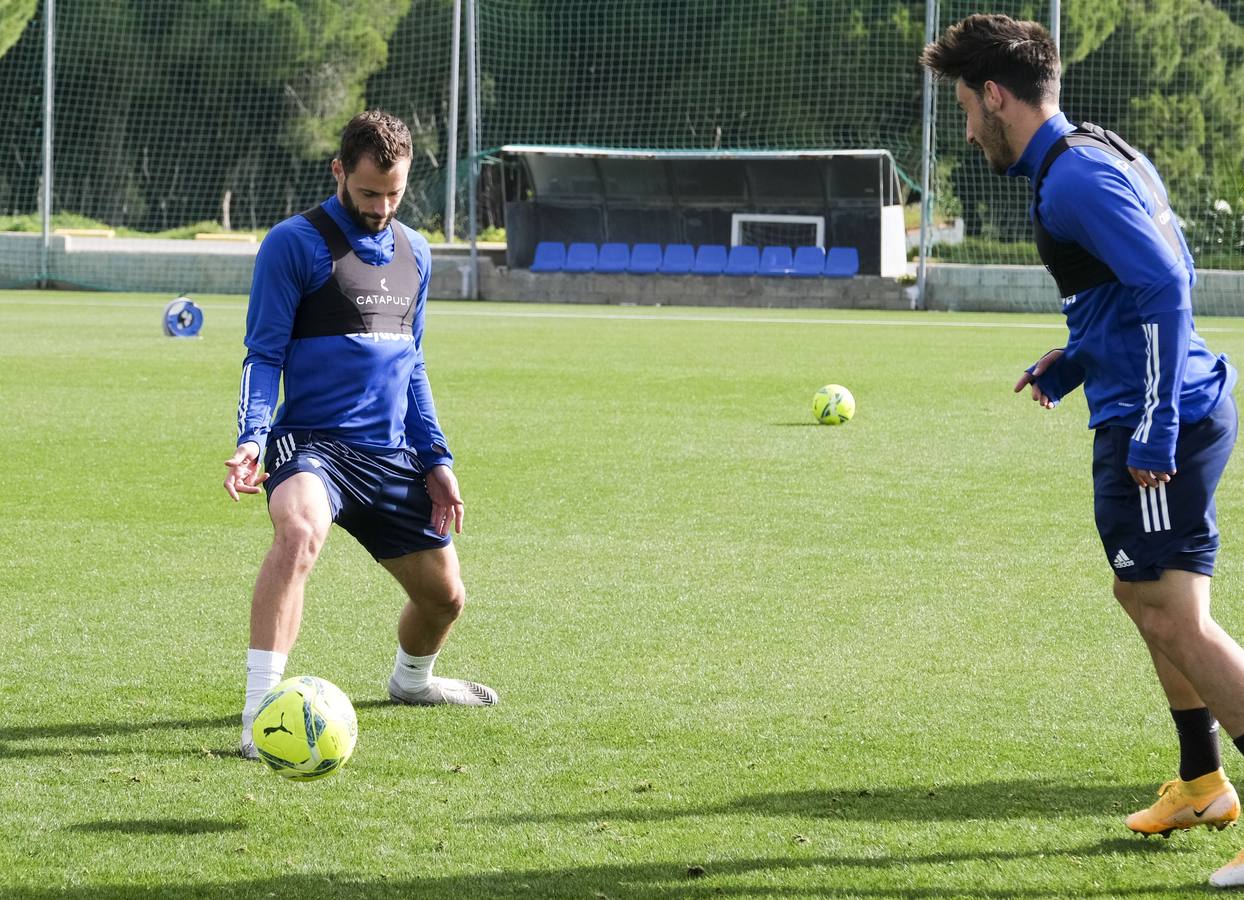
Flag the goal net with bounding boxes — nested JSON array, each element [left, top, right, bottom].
[[733, 215, 825, 249], [929, 0, 1244, 313], [0, 0, 1240, 307]]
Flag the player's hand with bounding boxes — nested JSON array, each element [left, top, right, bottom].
[[224, 441, 268, 501], [1129, 466, 1175, 488], [1014, 348, 1063, 409], [425, 465, 464, 536]]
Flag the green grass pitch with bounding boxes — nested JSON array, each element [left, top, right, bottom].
[[2, 289, 1244, 898]]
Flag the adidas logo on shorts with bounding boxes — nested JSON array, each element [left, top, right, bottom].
[[1112, 548, 1135, 569]]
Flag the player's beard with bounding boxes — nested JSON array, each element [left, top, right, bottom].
[[975, 107, 1013, 176], [340, 185, 393, 234]]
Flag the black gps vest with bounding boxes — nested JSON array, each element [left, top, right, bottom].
[[291, 205, 420, 339], [1032, 122, 1183, 299]]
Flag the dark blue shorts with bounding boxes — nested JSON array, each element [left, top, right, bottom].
[[1093, 397, 1237, 581], [263, 430, 451, 560]]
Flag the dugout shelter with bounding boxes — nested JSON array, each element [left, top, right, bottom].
[[500, 146, 907, 277]]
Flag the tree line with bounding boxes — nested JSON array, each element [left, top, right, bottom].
[[0, 0, 1239, 263]]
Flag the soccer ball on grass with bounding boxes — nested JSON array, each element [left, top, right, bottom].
[[812, 384, 855, 425], [253, 675, 357, 781]]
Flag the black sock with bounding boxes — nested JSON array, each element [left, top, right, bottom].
[[1172, 707, 1221, 781]]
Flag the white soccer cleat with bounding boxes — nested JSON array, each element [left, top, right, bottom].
[[388, 675, 498, 707], [1211, 848, 1244, 888], [239, 716, 260, 760]]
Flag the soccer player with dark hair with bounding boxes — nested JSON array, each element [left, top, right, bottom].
[[225, 110, 498, 762], [924, 14, 1243, 887]]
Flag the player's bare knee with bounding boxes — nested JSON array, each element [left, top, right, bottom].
[[1134, 604, 1183, 652], [272, 516, 327, 571], [426, 578, 466, 619]]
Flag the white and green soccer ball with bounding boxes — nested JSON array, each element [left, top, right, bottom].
[[252, 675, 358, 781], [812, 383, 855, 426]]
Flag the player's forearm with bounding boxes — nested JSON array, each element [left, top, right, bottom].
[[1126, 307, 1191, 471], [404, 364, 452, 468], [236, 355, 283, 457]]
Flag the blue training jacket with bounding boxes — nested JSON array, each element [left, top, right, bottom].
[[1013, 112, 1235, 471], [235, 196, 452, 469]]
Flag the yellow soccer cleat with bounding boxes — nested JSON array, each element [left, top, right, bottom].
[[1126, 769, 1240, 837]]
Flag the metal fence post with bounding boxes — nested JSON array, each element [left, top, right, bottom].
[[40, 0, 55, 286], [915, 0, 937, 311], [466, 0, 479, 300], [444, 0, 461, 245]]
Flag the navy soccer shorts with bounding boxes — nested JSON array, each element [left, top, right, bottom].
[[1093, 397, 1237, 582], [262, 430, 451, 560]]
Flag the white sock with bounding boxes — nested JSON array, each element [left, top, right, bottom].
[[243, 648, 288, 731], [393, 647, 438, 692]]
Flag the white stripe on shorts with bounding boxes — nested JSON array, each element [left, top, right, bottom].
[[275, 434, 295, 470], [1156, 481, 1171, 532], [1138, 482, 1171, 533]]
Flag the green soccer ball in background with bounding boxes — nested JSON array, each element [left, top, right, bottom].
[[253, 675, 358, 781], [813, 383, 855, 426]]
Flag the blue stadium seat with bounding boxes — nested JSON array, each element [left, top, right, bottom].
[[792, 246, 826, 277], [530, 241, 566, 272], [564, 242, 599, 273], [824, 246, 860, 277], [759, 246, 794, 276], [659, 243, 695, 275], [627, 243, 662, 274], [724, 245, 760, 276], [595, 242, 630, 273], [692, 245, 728, 275]]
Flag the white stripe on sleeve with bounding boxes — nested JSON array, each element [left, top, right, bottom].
[[1133, 323, 1160, 445], [237, 363, 252, 437]]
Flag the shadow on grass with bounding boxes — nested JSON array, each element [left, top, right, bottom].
[[351, 698, 399, 710], [67, 819, 245, 836], [0, 703, 460, 760], [0, 842, 1209, 899], [476, 778, 1169, 826], [0, 714, 236, 759], [1, 715, 236, 741]]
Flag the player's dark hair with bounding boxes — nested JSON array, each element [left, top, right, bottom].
[[921, 14, 1060, 106], [338, 110, 413, 173]]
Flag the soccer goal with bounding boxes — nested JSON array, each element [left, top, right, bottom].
[[731, 214, 825, 249]]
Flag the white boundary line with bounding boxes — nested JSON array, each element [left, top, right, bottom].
[[1, 295, 1242, 333], [0, 298, 200, 311], [430, 308, 1070, 330]]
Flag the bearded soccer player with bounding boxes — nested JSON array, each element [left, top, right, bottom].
[[923, 15, 1243, 888], [225, 110, 498, 762]]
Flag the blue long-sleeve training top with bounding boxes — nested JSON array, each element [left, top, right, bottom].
[[235, 195, 452, 469], [1012, 112, 1235, 471]]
